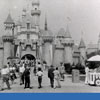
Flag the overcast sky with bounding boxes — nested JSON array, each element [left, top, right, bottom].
[[0, 0, 100, 45]]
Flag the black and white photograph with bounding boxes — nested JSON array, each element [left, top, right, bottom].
[[0, 0, 100, 93]]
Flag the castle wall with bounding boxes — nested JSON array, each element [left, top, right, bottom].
[[80, 48, 86, 59], [3, 42, 12, 65], [44, 42, 53, 66], [64, 46, 73, 65], [17, 34, 27, 40], [30, 34, 38, 40], [53, 47, 64, 67], [0, 48, 4, 68], [73, 57, 80, 65], [80, 48, 86, 66]]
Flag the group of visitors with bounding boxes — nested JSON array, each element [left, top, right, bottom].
[[0, 59, 65, 91], [0, 62, 17, 91]]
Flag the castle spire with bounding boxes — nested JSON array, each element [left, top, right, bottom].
[[45, 14, 48, 30], [79, 38, 86, 48], [4, 13, 14, 24], [79, 31, 86, 48], [65, 24, 71, 38]]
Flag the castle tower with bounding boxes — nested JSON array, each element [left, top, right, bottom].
[[2, 36, 13, 65], [98, 33, 100, 50], [62, 25, 74, 65], [31, 0, 41, 29], [42, 16, 53, 66], [43, 37, 53, 66], [53, 28, 65, 67], [79, 38, 86, 66], [17, 16, 21, 33], [4, 13, 15, 36], [3, 13, 14, 65], [45, 14, 48, 31]]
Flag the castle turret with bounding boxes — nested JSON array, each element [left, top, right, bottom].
[[4, 13, 15, 36], [62, 26, 74, 65], [79, 38, 86, 66], [31, 0, 41, 27], [16, 16, 21, 33], [2, 36, 13, 65], [41, 17, 53, 66], [22, 8, 26, 18], [3, 13, 14, 65], [53, 28, 65, 67]]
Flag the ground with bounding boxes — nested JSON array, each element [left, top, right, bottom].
[[0, 68, 100, 93]]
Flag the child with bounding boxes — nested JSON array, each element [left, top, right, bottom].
[[36, 68, 43, 88]]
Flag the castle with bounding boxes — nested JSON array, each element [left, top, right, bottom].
[[0, 0, 89, 68]]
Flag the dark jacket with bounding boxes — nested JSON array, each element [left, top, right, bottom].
[[24, 69, 30, 78], [48, 68, 54, 79]]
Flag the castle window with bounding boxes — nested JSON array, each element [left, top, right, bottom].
[[27, 33, 30, 39], [35, 8, 37, 10], [27, 23, 30, 29]]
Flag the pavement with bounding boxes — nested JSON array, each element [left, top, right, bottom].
[[0, 68, 100, 93]]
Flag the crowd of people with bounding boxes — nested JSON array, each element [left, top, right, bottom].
[[0, 59, 65, 91]]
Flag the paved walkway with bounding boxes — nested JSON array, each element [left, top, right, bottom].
[[0, 68, 100, 93]]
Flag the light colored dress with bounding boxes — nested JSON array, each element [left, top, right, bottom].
[[53, 70, 61, 88]]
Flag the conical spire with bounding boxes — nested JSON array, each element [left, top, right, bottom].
[[65, 25, 71, 38], [57, 28, 65, 38], [45, 14, 48, 30], [32, 0, 40, 6], [4, 13, 14, 24], [79, 38, 86, 48]]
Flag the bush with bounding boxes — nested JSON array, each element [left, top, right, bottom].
[[72, 63, 85, 74], [64, 63, 72, 74]]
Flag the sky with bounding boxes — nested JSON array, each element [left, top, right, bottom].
[[0, 0, 100, 45]]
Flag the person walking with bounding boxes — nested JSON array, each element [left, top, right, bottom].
[[48, 65, 54, 88], [53, 67, 61, 89], [36, 68, 43, 89], [33, 66, 37, 76], [0, 65, 11, 91], [59, 63, 65, 81], [24, 65, 31, 89], [19, 62, 25, 85], [85, 65, 90, 84], [9, 66, 15, 84]]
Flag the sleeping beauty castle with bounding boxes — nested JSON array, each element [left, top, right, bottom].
[[0, 0, 93, 68]]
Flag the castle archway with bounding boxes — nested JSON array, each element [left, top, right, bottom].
[[21, 54, 35, 60]]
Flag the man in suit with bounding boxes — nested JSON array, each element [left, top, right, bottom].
[[24, 65, 31, 89], [48, 65, 55, 88]]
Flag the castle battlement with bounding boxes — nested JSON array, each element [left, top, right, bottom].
[[2, 36, 13, 42], [43, 36, 53, 43], [61, 39, 74, 46]]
